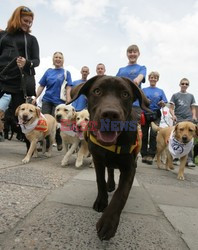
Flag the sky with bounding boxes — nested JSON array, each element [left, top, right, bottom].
[[1, 0, 198, 102]]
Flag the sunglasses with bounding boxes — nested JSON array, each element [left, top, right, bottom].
[[21, 7, 32, 13], [181, 82, 189, 86]]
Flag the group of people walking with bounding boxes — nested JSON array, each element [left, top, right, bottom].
[[0, 5, 197, 166]]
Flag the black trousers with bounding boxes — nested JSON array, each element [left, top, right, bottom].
[[141, 116, 161, 158]]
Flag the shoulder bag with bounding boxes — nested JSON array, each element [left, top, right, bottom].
[[60, 70, 67, 102]]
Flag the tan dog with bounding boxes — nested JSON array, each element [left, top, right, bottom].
[[16, 103, 57, 164], [55, 104, 89, 168], [151, 121, 197, 180]]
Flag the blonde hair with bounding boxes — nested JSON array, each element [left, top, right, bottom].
[[148, 71, 160, 80], [53, 52, 64, 66], [6, 6, 34, 33]]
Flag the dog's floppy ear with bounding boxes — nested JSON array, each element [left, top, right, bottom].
[[15, 105, 21, 116], [121, 77, 151, 112], [67, 75, 103, 105], [195, 124, 198, 136]]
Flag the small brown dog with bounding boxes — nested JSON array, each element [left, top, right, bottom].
[[55, 104, 89, 168], [16, 103, 57, 164], [151, 121, 197, 180]]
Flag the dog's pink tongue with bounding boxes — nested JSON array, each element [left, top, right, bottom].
[[97, 131, 118, 145]]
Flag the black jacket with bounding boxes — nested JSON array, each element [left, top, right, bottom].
[[0, 30, 40, 94]]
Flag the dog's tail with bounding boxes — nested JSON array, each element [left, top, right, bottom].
[[151, 122, 161, 132]]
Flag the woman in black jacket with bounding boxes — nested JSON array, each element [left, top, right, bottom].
[[0, 5, 40, 112]]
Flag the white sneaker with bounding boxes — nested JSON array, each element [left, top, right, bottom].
[[187, 161, 196, 167], [173, 160, 180, 166]]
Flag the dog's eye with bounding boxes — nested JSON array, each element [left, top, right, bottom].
[[85, 118, 89, 121], [189, 128, 193, 132], [121, 91, 129, 99], [56, 108, 59, 112], [93, 88, 101, 96], [76, 117, 80, 120], [29, 109, 34, 113]]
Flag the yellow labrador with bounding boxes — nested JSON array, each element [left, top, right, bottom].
[[151, 121, 197, 180], [55, 104, 89, 167], [16, 103, 57, 164]]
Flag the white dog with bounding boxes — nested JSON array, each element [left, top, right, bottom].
[[55, 104, 89, 167]]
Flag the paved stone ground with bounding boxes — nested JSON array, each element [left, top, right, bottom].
[[0, 138, 198, 249]]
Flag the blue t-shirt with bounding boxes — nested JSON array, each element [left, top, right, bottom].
[[116, 64, 147, 106], [142, 86, 168, 111], [71, 79, 87, 111], [39, 68, 72, 105]]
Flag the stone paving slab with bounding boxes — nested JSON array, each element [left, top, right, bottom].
[[160, 205, 198, 250], [73, 167, 139, 186], [0, 183, 49, 235], [136, 170, 198, 188], [1, 202, 188, 250], [0, 163, 73, 189], [144, 183, 198, 208], [46, 179, 158, 216]]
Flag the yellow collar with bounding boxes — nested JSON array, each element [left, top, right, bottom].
[[89, 133, 138, 154]]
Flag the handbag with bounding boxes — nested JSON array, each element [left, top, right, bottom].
[[60, 70, 67, 102], [20, 73, 36, 97]]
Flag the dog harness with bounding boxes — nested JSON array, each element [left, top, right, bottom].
[[86, 130, 141, 155], [60, 123, 84, 140], [35, 117, 48, 132], [19, 114, 48, 134], [168, 131, 194, 159]]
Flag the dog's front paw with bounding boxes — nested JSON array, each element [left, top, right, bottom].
[[96, 213, 120, 241], [45, 152, 52, 157], [22, 157, 30, 164], [61, 160, 69, 167], [177, 174, 185, 180], [93, 196, 108, 212], [89, 162, 94, 168], [75, 159, 83, 168]]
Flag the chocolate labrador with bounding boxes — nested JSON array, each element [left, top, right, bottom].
[[68, 76, 150, 240]]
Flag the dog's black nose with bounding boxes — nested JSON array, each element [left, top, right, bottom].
[[56, 114, 62, 122], [101, 109, 120, 120], [22, 115, 28, 121], [182, 136, 188, 143]]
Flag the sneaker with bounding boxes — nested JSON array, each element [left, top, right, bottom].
[[173, 158, 179, 165], [57, 144, 63, 151], [142, 156, 148, 163], [187, 161, 196, 167], [0, 134, 4, 142], [146, 156, 153, 165]]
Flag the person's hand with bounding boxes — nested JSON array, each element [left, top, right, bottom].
[[16, 56, 26, 69], [32, 97, 37, 105], [158, 100, 166, 107], [171, 115, 177, 122]]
